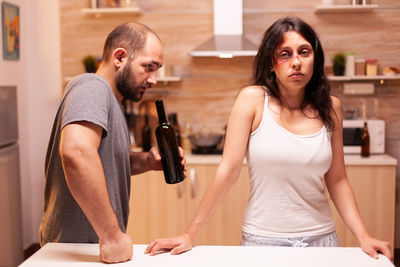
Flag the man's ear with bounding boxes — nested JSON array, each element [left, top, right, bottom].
[[113, 48, 127, 68]]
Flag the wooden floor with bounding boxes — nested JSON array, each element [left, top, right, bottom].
[[24, 243, 40, 260], [395, 248, 400, 267]]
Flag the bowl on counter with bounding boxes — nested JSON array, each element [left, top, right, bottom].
[[188, 133, 223, 148]]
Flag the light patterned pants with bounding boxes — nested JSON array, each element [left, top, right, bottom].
[[241, 231, 340, 247]]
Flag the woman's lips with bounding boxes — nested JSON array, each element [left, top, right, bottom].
[[289, 72, 304, 78]]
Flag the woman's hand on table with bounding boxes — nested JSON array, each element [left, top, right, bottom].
[[145, 233, 192, 256], [359, 235, 392, 261]]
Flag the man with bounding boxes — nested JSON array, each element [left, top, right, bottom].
[[39, 22, 184, 263]]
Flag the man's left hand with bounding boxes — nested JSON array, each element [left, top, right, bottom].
[[146, 146, 187, 173]]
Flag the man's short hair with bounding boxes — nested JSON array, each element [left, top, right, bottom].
[[102, 22, 159, 62]]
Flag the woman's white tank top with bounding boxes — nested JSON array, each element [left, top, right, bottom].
[[243, 94, 335, 238]]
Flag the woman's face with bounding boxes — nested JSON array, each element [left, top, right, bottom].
[[272, 31, 314, 94]]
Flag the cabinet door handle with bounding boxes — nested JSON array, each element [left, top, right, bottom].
[[190, 168, 198, 198], [177, 178, 185, 199]]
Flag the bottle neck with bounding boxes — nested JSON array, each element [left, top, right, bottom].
[[155, 99, 168, 125]]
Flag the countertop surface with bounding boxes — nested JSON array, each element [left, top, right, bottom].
[[186, 153, 398, 166], [20, 243, 394, 267]]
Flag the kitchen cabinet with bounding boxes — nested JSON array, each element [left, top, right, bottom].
[[127, 164, 249, 245], [328, 165, 396, 252]]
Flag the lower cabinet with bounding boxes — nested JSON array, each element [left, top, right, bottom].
[[126, 164, 249, 246], [127, 163, 395, 251], [329, 165, 396, 252]]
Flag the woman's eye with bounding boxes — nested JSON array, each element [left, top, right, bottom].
[[300, 49, 310, 56], [279, 51, 291, 59]]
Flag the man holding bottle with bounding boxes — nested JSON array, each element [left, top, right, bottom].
[[39, 22, 185, 263]]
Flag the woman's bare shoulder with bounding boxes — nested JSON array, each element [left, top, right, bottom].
[[238, 85, 266, 100], [330, 95, 342, 111]]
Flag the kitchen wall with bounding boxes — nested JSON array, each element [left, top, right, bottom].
[[0, 0, 61, 249], [59, 0, 400, 246]]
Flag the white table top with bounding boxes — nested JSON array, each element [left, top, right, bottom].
[[20, 243, 394, 267]]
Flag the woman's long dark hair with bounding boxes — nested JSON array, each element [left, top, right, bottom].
[[253, 16, 335, 131]]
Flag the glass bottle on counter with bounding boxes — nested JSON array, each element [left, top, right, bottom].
[[168, 113, 181, 146], [141, 114, 151, 152], [155, 99, 184, 184], [361, 121, 370, 157], [181, 118, 193, 153]]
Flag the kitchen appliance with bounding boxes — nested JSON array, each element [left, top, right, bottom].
[[0, 86, 24, 266], [192, 146, 223, 155], [343, 119, 385, 154], [189, 133, 224, 155], [189, 0, 257, 57]]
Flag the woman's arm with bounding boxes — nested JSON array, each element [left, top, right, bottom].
[[145, 86, 264, 255], [324, 96, 392, 261]]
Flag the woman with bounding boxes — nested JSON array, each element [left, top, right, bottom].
[[145, 16, 392, 260]]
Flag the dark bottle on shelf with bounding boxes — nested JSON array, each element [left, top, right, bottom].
[[361, 121, 370, 157], [155, 99, 184, 184], [168, 113, 182, 146], [141, 114, 151, 152]]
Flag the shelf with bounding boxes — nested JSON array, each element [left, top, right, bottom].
[[156, 76, 182, 85], [314, 4, 378, 13], [328, 75, 400, 81], [63, 75, 181, 85], [81, 7, 142, 16]]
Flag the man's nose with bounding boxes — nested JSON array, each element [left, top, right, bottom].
[[147, 72, 157, 86]]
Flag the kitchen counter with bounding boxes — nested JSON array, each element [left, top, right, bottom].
[[343, 154, 397, 166], [186, 153, 398, 166], [20, 243, 393, 267]]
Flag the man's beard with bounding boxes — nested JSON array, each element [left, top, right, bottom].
[[115, 64, 151, 102]]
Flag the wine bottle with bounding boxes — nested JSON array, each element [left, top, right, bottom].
[[141, 114, 151, 152], [361, 121, 370, 157], [155, 99, 184, 184]]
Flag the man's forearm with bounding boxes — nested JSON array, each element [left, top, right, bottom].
[[62, 150, 121, 240], [130, 151, 151, 175]]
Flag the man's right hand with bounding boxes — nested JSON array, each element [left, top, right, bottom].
[[145, 233, 193, 256], [99, 232, 133, 263]]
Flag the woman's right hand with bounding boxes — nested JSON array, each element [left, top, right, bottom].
[[145, 233, 193, 256]]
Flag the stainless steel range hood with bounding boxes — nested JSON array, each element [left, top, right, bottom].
[[189, 0, 257, 58]]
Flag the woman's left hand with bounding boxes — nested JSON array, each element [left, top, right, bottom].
[[359, 236, 392, 261]]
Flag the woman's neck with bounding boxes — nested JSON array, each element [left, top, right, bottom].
[[279, 91, 305, 111]]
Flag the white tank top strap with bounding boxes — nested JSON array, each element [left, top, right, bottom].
[[251, 87, 270, 136]]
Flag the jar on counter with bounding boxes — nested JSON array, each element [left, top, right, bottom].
[[345, 52, 355, 77], [355, 58, 366, 76], [366, 59, 378, 76]]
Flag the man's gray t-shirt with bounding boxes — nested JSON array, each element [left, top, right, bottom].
[[39, 73, 131, 244]]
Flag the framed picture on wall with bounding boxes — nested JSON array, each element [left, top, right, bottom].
[[2, 1, 19, 60]]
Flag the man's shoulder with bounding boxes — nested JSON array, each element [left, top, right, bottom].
[[65, 73, 111, 100], [69, 73, 109, 89]]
